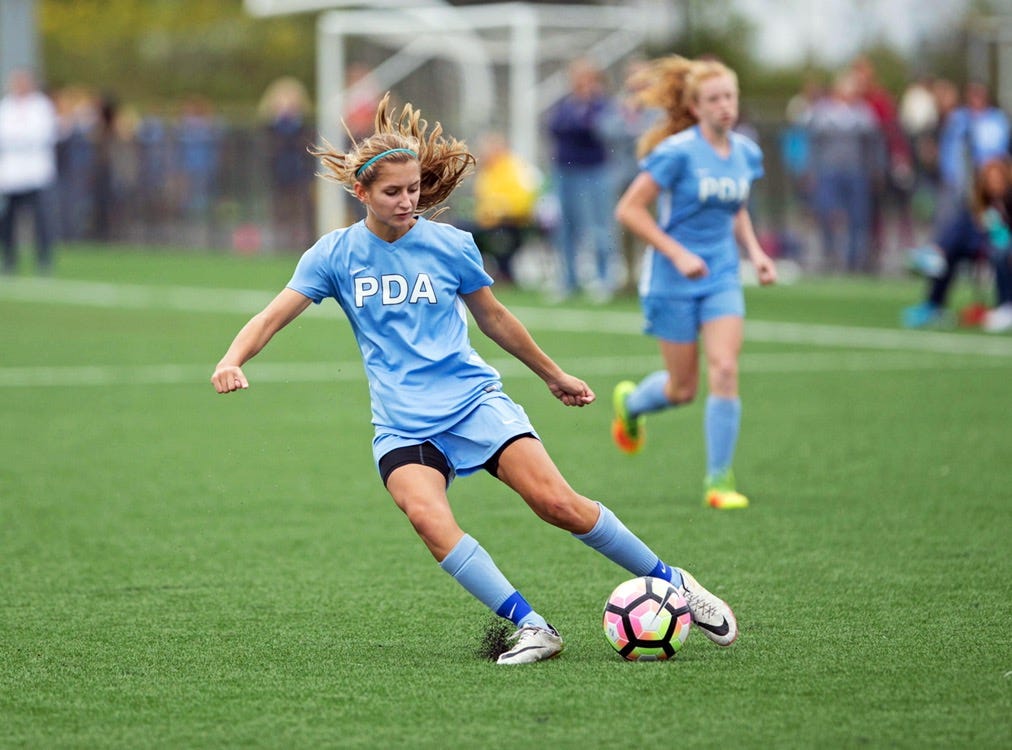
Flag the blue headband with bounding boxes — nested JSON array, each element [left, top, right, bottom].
[[355, 148, 418, 177]]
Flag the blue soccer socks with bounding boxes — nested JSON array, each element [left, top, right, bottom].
[[440, 534, 547, 629], [648, 558, 684, 588], [704, 394, 741, 480], [625, 370, 671, 416], [573, 503, 680, 587]]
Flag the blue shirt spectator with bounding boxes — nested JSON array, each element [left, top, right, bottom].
[[545, 58, 620, 300], [935, 82, 1011, 231]]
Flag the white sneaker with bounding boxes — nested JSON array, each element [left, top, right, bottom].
[[982, 303, 1012, 333], [674, 568, 738, 647], [496, 624, 564, 665]]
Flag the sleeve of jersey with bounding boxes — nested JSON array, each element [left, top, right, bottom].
[[286, 239, 335, 304], [640, 144, 684, 190], [457, 231, 495, 294]]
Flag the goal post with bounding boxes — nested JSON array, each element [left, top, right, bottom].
[[246, 0, 674, 232]]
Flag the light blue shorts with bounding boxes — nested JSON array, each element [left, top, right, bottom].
[[372, 393, 538, 483], [642, 288, 745, 344]]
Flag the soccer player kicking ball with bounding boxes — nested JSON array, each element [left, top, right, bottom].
[[211, 94, 737, 663], [613, 56, 777, 510]]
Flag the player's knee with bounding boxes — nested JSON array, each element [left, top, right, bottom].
[[399, 503, 429, 535], [529, 488, 588, 532], [397, 494, 445, 534], [707, 359, 738, 392]]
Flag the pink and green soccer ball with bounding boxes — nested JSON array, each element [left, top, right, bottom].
[[603, 576, 692, 661]]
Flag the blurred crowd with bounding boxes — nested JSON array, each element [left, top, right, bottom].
[[1, 58, 1009, 315], [0, 69, 320, 266], [782, 57, 1010, 277], [468, 55, 1011, 306]]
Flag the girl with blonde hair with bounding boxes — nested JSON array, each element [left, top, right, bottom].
[[212, 93, 739, 662], [612, 57, 777, 510]]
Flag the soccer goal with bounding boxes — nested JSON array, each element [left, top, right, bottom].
[[245, 0, 676, 231]]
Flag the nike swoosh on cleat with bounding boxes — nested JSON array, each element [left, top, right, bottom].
[[694, 618, 730, 637]]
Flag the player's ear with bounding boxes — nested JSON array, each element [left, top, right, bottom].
[[353, 181, 369, 204]]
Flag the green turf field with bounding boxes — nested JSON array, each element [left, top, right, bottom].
[[2, 246, 1010, 749]]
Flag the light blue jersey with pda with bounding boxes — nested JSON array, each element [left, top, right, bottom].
[[638, 125, 763, 299], [287, 216, 498, 437]]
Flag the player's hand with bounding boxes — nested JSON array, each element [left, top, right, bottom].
[[548, 373, 596, 407], [211, 364, 249, 393], [674, 251, 708, 280], [754, 254, 778, 286]]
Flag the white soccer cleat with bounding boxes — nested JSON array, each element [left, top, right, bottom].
[[496, 624, 564, 665], [674, 568, 738, 647], [982, 303, 1012, 333]]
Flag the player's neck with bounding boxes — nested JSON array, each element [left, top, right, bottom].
[[699, 123, 731, 156], [365, 215, 417, 243]]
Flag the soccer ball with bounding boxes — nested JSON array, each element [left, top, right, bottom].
[[603, 576, 691, 661]]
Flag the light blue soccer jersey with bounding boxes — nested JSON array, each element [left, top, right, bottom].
[[638, 125, 764, 299], [287, 216, 499, 437]]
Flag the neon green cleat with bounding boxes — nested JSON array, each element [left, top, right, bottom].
[[704, 470, 749, 510], [611, 380, 645, 454]]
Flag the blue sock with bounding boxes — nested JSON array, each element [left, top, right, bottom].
[[705, 395, 741, 480], [573, 503, 682, 588], [439, 534, 547, 628], [626, 370, 672, 417]]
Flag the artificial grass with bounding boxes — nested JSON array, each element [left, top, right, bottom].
[[1, 246, 1009, 748]]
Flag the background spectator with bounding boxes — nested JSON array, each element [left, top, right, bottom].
[[341, 63, 381, 223], [609, 56, 662, 292], [0, 68, 58, 275], [545, 57, 620, 302], [781, 76, 821, 209], [259, 76, 316, 250], [53, 85, 97, 240], [902, 158, 1012, 330], [935, 80, 1011, 234], [801, 70, 880, 273], [175, 95, 222, 220], [898, 75, 940, 225], [134, 104, 171, 242], [469, 131, 542, 284], [343, 63, 380, 144], [91, 93, 120, 240], [899, 76, 939, 174], [852, 56, 915, 269]]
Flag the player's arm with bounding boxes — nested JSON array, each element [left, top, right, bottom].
[[615, 172, 707, 279], [211, 288, 313, 393], [733, 206, 777, 286], [462, 287, 595, 407]]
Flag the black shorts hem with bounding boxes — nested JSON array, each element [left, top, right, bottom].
[[483, 432, 537, 478], [378, 442, 452, 487]]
